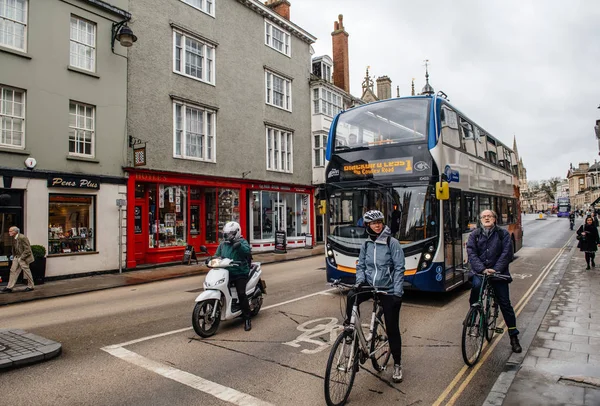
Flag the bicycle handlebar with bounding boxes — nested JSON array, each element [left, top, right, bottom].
[[329, 279, 389, 294], [472, 273, 511, 281]]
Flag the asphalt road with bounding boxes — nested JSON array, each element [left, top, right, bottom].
[[0, 214, 579, 406]]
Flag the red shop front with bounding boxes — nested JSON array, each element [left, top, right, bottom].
[[126, 169, 315, 268]]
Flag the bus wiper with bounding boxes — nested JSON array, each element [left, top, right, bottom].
[[335, 145, 369, 152]]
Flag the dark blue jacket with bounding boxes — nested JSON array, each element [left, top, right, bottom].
[[466, 226, 512, 281]]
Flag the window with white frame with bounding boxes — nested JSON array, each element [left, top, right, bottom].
[[265, 21, 290, 56], [173, 101, 215, 162], [0, 0, 27, 51], [174, 30, 215, 84], [180, 0, 213, 16], [266, 127, 292, 173], [70, 16, 96, 72], [314, 133, 327, 167], [0, 85, 25, 148], [313, 88, 342, 117], [69, 101, 95, 157], [265, 70, 291, 111]]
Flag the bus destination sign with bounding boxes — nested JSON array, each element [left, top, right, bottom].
[[342, 157, 413, 177]]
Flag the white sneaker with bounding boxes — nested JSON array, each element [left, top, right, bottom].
[[392, 364, 403, 383]]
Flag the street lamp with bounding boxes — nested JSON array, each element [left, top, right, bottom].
[[111, 19, 138, 53]]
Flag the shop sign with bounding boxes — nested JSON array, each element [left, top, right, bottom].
[[275, 230, 287, 254], [47, 176, 100, 190]]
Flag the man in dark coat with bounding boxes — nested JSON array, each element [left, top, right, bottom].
[[466, 210, 521, 353], [1, 226, 35, 293]]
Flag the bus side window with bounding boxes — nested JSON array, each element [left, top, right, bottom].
[[440, 106, 461, 149], [460, 117, 477, 156], [475, 127, 487, 159], [486, 137, 497, 164]]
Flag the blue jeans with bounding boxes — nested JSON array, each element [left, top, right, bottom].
[[470, 275, 519, 336]]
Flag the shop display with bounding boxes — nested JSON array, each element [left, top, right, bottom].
[[48, 195, 95, 254]]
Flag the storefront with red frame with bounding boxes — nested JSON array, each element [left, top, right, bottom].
[[126, 170, 314, 268]]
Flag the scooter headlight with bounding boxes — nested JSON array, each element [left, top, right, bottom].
[[205, 277, 226, 288]]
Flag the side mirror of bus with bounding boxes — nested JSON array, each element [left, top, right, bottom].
[[436, 181, 449, 200]]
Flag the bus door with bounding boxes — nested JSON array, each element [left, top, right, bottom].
[[443, 189, 464, 287]]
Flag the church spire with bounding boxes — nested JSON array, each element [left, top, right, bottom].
[[512, 134, 519, 159], [420, 59, 434, 96]]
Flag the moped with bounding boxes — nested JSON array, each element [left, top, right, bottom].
[[192, 246, 266, 337]]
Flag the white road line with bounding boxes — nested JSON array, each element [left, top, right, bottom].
[[106, 287, 336, 348], [102, 346, 274, 406]]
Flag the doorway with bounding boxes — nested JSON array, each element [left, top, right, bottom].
[[274, 201, 286, 232], [0, 189, 24, 281], [443, 189, 464, 286]]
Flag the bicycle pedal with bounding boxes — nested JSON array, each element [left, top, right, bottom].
[[495, 327, 504, 334]]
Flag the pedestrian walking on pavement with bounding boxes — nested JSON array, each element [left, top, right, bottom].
[[466, 209, 522, 353], [1, 226, 35, 293], [576, 216, 600, 270]]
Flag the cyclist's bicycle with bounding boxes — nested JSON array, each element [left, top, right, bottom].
[[461, 272, 509, 366], [324, 280, 391, 406]]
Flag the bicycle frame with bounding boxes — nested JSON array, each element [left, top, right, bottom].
[[348, 296, 381, 358]]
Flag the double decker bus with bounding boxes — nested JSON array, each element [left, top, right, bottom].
[[556, 197, 571, 217], [324, 93, 523, 292]]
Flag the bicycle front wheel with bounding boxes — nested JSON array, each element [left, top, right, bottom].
[[462, 306, 485, 366], [324, 331, 358, 406], [485, 295, 499, 342], [370, 316, 391, 372]]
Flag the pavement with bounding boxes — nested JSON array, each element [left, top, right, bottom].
[[485, 241, 600, 405], [0, 244, 324, 370]]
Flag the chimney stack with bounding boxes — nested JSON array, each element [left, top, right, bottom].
[[376, 76, 392, 100], [265, 0, 291, 20], [332, 14, 349, 93]]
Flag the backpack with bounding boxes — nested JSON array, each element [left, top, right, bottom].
[[473, 227, 514, 263]]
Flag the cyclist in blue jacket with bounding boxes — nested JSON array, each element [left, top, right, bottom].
[[345, 210, 405, 383], [466, 209, 521, 353]]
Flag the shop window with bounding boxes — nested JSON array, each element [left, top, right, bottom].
[[135, 183, 145, 199], [261, 191, 275, 239], [157, 185, 187, 247], [148, 184, 157, 248], [218, 189, 239, 239], [48, 195, 95, 255], [252, 191, 262, 240], [204, 187, 217, 243], [190, 205, 200, 236]]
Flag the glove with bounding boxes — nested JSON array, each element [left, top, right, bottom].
[[353, 281, 367, 290], [232, 241, 241, 250], [392, 295, 402, 306], [204, 258, 210, 265]]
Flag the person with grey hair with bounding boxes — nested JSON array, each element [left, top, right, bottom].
[[1, 226, 35, 293], [466, 209, 521, 353]]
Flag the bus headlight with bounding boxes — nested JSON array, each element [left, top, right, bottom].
[[424, 253, 432, 261]]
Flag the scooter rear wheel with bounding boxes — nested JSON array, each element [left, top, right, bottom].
[[249, 288, 263, 317], [192, 300, 222, 337]]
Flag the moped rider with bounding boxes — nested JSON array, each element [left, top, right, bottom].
[[214, 221, 253, 331]]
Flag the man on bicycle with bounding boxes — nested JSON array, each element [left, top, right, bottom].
[[345, 210, 406, 382], [466, 209, 522, 353]]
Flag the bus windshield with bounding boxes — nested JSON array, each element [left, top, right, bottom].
[[334, 98, 430, 152], [328, 185, 438, 249]]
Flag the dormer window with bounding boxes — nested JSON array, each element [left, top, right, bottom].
[[312, 58, 332, 82]]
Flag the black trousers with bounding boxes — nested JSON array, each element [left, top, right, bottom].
[[346, 290, 403, 365], [230, 274, 251, 320], [470, 276, 519, 336]]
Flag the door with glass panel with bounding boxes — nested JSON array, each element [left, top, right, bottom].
[[274, 202, 286, 233]]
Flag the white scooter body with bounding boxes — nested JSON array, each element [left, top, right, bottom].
[[194, 258, 263, 320]]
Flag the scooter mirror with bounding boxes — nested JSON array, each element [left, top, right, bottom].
[[199, 245, 209, 253]]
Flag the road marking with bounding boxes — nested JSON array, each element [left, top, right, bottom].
[[433, 236, 572, 406], [105, 287, 336, 348], [102, 346, 274, 406], [283, 317, 342, 354]]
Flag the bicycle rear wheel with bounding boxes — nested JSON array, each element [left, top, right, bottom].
[[462, 306, 485, 366], [370, 315, 391, 372], [324, 330, 358, 406], [485, 294, 499, 342]]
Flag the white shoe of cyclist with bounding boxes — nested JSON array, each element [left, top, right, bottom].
[[392, 364, 403, 383]]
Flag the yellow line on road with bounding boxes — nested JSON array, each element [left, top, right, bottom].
[[433, 236, 573, 406]]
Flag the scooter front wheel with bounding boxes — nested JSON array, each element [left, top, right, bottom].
[[192, 300, 222, 337]]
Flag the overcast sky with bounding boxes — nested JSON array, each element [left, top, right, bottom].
[[291, 0, 600, 182]]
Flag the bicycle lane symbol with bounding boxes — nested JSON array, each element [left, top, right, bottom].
[[283, 317, 343, 354], [511, 273, 532, 279]]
